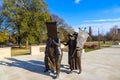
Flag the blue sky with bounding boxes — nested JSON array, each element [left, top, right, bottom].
[[0, 0, 2, 5], [46, 0, 120, 35], [0, 0, 120, 35]]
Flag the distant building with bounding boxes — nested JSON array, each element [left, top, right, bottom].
[[117, 29, 120, 33], [117, 28, 120, 41], [89, 26, 92, 36]]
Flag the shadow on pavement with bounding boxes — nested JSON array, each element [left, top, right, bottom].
[[0, 57, 73, 79], [0, 58, 56, 78]]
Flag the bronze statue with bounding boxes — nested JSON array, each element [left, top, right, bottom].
[[45, 22, 63, 79], [70, 30, 88, 74], [64, 34, 75, 69], [44, 34, 55, 72], [52, 37, 63, 78], [71, 32, 82, 74], [44, 38, 51, 72], [65, 32, 82, 74]]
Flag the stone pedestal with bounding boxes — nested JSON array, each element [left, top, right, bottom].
[[0, 47, 11, 59], [30, 46, 41, 55]]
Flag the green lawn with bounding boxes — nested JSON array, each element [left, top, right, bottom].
[[85, 48, 98, 52], [85, 41, 112, 47], [84, 41, 112, 52], [11, 47, 30, 56], [11, 41, 112, 56]]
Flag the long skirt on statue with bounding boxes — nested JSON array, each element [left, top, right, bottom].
[[70, 49, 82, 71]]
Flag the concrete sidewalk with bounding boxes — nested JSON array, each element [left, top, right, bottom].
[[0, 45, 120, 80]]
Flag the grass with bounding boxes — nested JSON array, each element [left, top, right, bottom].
[[85, 41, 112, 46], [11, 46, 30, 56], [85, 48, 98, 52], [84, 41, 112, 52], [11, 41, 112, 56]]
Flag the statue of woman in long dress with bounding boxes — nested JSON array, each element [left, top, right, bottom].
[[64, 34, 75, 70], [70, 32, 82, 74], [44, 35, 55, 72], [52, 37, 63, 78]]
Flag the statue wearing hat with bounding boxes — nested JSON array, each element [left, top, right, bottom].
[[45, 22, 63, 79]]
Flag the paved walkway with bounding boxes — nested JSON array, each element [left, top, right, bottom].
[[0, 45, 120, 80]]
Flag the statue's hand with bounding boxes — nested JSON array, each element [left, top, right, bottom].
[[62, 42, 67, 46], [76, 47, 81, 51], [62, 43, 66, 45]]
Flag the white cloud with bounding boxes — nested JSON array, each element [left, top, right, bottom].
[[75, 0, 81, 4], [84, 18, 120, 23], [74, 22, 120, 35], [103, 7, 120, 14]]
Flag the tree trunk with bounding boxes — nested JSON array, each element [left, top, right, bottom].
[[25, 37, 29, 48]]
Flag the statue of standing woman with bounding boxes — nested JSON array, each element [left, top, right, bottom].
[[45, 22, 63, 79], [65, 32, 84, 74], [64, 34, 75, 70], [44, 34, 55, 72], [71, 32, 82, 74], [71, 29, 89, 74], [52, 36, 63, 78]]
